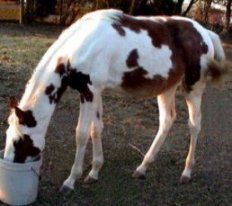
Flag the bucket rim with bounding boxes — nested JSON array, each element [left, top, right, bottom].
[[0, 150, 42, 171]]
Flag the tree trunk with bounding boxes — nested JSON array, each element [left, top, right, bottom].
[[224, 0, 232, 32], [129, 0, 136, 14], [24, 0, 35, 24], [20, 0, 24, 24], [203, 0, 213, 24], [182, 0, 198, 16], [174, 0, 184, 14]]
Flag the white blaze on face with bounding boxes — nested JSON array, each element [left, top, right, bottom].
[[4, 126, 18, 162], [4, 112, 22, 161]]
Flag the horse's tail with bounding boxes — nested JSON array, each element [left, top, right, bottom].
[[206, 30, 231, 86], [208, 30, 225, 61]]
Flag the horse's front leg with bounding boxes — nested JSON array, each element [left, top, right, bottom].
[[84, 95, 104, 183], [60, 92, 98, 192]]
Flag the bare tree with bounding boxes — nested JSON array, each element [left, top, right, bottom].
[[129, 0, 136, 14], [224, 0, 232, 32], [193, 0, 213, 24], [20, 0, 24, 24], [203, 0, 213, 23], [174, 0, 185, 14], [182, 0, 198, 16]]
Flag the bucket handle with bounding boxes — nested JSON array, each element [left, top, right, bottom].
[[31, 167, 41, 180]]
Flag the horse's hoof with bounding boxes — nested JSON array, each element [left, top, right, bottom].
[[84, 175, 98, 184], [132, 170, 146, 179], [59, 185, 74, 194], [179, 175, 191, 184]]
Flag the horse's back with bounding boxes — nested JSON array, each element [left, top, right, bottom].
[[65, 10, 215, 95]]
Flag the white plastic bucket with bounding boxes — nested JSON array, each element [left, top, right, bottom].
[[0, 151, 42, 205]]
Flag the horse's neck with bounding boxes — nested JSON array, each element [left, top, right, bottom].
[[19, 68, 57, 135], [18, 26, 72, 135]]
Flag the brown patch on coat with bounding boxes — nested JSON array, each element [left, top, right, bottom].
[[112, 22, 126, 36], [45, 59, 93, 104], [55, 62, 66, 76], [44, 58, 70, 104], [45, 62, 68, 104], [113, 13, 208, 92], [96, 111, 100, 119], [165, 19, 208, 91], [112, 14, 169, 48], [45, 84, 56, 104], [68, 68, 93, 103], [45, 61, 72, 104], [55, 57, 66, 76], [15, 107, 37, 127], [13, 134, 40, 163], [201, 43, 208, 54], [126, 49, 139, 68], [45, 84, 55, 95], [122, 49, 183, 96]]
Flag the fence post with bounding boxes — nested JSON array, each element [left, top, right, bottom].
[[20, 0, 24, 24], [60, 0, 63, 25]]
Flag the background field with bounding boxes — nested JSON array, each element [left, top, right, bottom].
[[0, 23, 231, 205]]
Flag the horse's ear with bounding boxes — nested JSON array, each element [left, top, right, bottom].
[[15, 107, 24, 122], [9, 97, 18, 109]]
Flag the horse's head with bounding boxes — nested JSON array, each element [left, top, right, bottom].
[[4, 98, 43, 163]]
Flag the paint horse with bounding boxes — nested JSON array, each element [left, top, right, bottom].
[[4, 9, 230, 192]]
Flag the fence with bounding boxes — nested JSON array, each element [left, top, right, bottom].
[[0, 0, 22, 23]]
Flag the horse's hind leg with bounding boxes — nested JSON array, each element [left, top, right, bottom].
[[133, 84, 178, 178], [180, 82, 206, 183]]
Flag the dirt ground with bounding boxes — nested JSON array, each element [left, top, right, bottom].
[[0, 23, 231, 206]]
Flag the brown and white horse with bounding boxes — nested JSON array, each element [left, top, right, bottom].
[[4, 9, 230, 191]]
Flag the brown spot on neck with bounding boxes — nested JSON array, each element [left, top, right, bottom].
[[45, 84, 55, 95], [55, 62, 66, 77], [15, 108, 37, 127], [45, 59, 93, 104], [68, 70, 93, 103]]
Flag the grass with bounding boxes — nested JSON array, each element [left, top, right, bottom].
[[0, 22, 231, 206]]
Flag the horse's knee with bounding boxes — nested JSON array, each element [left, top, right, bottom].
[[188, 118, 201, 136], [160, 112, 175, 133], [90, 121, 103, 139], [76, 129, 89, 146]]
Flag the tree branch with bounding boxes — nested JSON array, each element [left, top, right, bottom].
[[182, 0, 198, 16], [129, 0, 136, 14], [225, 0, 232, 32]]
